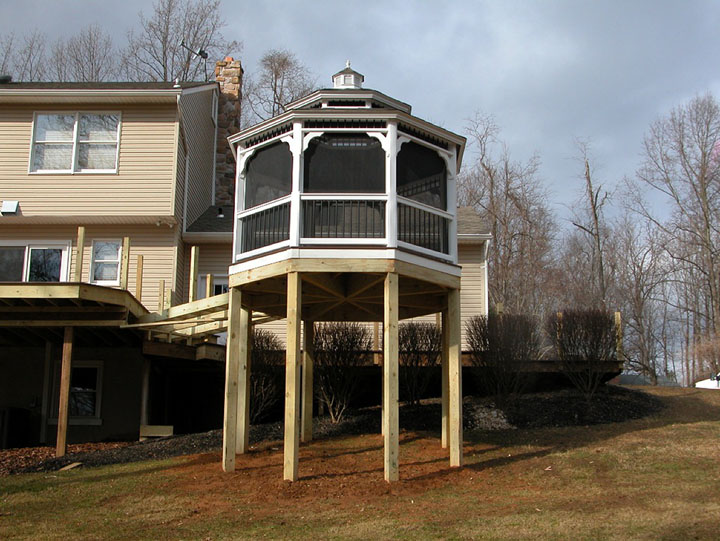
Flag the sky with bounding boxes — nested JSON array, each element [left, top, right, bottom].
[[3, 0, 720, 221]]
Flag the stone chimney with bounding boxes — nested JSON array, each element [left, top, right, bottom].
[[214, 57, 243, 206]]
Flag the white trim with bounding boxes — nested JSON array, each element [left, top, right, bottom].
[[89, 239, 122, 286], [237, 195, 292, 219], [386, 121, 398, 248], [396, 196, 454, 220], [300, 238, 387, 245], [29, 111, 121, 174], [300, 194, 387, 201], [397, 240, 452, 262], [229, 247, 462, 277], [290, 121, 303, 247], [234, 239, 292, 262]]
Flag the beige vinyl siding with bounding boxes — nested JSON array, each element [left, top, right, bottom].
[[0, 104, 177, 217], [0, 224, 179, 312], [179, 89, 216, 226], [458, 243, 487, 350], [175, 129, 187, 222]]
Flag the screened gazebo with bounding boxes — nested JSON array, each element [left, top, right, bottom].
[[222, 63, 466, 482]]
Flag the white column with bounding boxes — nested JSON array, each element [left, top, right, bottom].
[[386, 122, 398, 248], [447, 149, 458, 264], [289, 122, 303, 247]]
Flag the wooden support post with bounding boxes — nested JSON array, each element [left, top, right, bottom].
[[73, 226, 85, 282], [373, 321, 380, 365], [383, 272, 399, 482], [158, 280, 166, 312], [441, 310, 450, 449], [615, 311, 623, 361], [448, 288, 463, 467], [236, 307, 251, 454], [40, 341, 52, 444], [189, 246, 199, 302], [301, 321, 314, 443], [139, 359, 150, 440], [56, 327, 73, 458], [119, 236, 131, 290], [284, 272, 302, 481], [205, 273, 213, 298], [222, 286, 243, 472], [135, 255, 144, 302]]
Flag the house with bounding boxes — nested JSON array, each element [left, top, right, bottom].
[[0, 60, 491, 462], [0, 59, 243, 449]]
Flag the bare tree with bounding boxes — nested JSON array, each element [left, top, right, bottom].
[[0, 33, 15, 76], [569, 140, 612, 308], [243, 49, 315, 125], [634, 92, 720, 384], [13, 29, 47, 82], [50, 25, 117, 82], [459, 113, 556, 316], [122, 0, 239, 82]]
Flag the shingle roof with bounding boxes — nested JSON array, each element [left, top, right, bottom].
[[186, 205, 233, 233], [457, 206, 489, 235]]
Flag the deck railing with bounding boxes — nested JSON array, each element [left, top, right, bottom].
[[302, 198, 385, 239]]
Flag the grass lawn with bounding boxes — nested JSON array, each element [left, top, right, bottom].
[[2, 386, 720, 540]]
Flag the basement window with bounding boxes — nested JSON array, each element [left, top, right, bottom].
[[31, 112, 120, 173], [50, 361, 103, 425]]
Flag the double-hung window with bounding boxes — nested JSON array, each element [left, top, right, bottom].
[[31, 113, 120, 173], [0, 242, 70, 282], [90, 240, 121, 285]]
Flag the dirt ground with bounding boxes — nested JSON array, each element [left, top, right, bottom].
[[0, 384, 662, 478]]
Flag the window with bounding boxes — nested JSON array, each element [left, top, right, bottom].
[[397, 142, 447, 210], [198, 275, 229, 299], [244, 142, 292, 209], [90, 240, 121, 284], [51, 361, 103, 423], [304, 134, 385, 193], [0, 242, 69, 282], [31, 113, 120, 173]]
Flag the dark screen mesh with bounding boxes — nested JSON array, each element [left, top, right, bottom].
[[304, 134, 385, 193], [397, 142, 447, 210], [245, 142, 292, 209]]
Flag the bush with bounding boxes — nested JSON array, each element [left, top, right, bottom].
[[546, 309, 618, 401], [399, 322, 441, 406], [466, 314, 539, 406], [249, 329, 284, 423], [313, 322, 372, 423]]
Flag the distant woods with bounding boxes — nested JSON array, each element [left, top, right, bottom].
[[459, 93, 720, 386]]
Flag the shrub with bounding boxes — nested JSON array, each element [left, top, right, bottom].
[[546, 309, 618, 401], [313, 322, 372, 423], [466, 313, 539, 406], [399, 322, 441, 406], [249, 329, 284, 423]]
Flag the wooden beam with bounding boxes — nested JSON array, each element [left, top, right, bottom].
[[284, 271, 302, 481], [222, 286, 242, 472], [139, 292, 229, 324], [302, 273, 345, 299], [120, 237, 131, 290], [448, 288, 463, 467], [135, 255, 144, 302], [383, 272, 399, 482], [205, 274, 213, 299], [301, 321, 314, 443], [189, 246, 199, 302], [73, 226, 85, 282], [56, 327, 73, 458], [441, 310, 449, 449], [236, 307, 251, 454]]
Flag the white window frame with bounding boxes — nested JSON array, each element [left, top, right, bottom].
[[90, 239, 122, 286], [0, 240, 70, 282], [198, 274, 229, 299], [29, 111, 121, 174], [49, 360, 103, 426]]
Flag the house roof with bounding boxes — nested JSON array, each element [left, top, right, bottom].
[[457, 206, 490, 235], [0, 81, 217, 104]]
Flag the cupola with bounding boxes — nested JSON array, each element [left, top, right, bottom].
[[332, 61, 364, 89]]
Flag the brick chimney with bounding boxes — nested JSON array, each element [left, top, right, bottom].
[[214, 57, 243, 206]]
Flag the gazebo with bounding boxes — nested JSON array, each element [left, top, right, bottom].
[[222, 63, 466, 482]]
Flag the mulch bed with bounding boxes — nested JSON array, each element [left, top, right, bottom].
[[0, 385, 663, 476]]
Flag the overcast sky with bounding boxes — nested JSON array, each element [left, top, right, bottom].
[[3, 0, 719, 221]]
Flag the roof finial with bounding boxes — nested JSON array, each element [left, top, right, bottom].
[[346, 59, 351, 68]]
